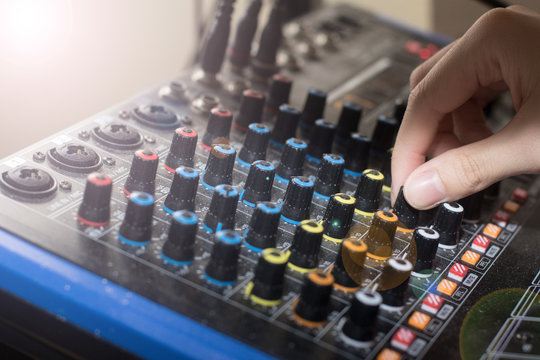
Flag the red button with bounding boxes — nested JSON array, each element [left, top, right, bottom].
[[448, 263, 469, 282], [512, 187, 528, 203], [421, 293, 444, 314], [471, 235, 491, 253], [404, 40, 421, 54], [492, 210, 510, 227], [391, 327, 416, 351]]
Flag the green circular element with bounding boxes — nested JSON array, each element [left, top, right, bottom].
[[460, 288, 525, 360], [410, 270, 440, 298]]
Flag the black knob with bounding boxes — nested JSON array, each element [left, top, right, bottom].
[[393, 186, 419, 231], [265, 74, 292, 114], [344, 134, 371, 177], [461, 191, 483, 223], [335, 102, 363, 145], [378, 258, 412, 311], [432, 202, 464, 249], [371, 115, 398, 154], [228, 0, 262, 70], [243, 201, 281, 252], [275, 138, 307, 183], [340, 290, 382, 344], [298, 88, 327, 137], [237, 123, 270, 167], [381, 148, 392, 192], [199, 0, 234, 76], [281, 176, 314, 225], [245, 248, 288, 306], [77, 172, 112, 227], [240, 160, 274, 207], [202, 108, 233, 149], [204, 230, 242, 286], [411, 227, 440, 276], [332, 239, 365, 292], [314, 153, 344, 199], [251, 0, 284, 79], [163, 166, 199, 213], [364, 210, 398, 261], [233, 89, 265, 131], [162, 210, 198, 266], [322, 193, 356, 242], [270, 104, 301, 146], [306, 119, 336, 162], [354, 169, 384, 216], [164, 127, 198, 172], [123, 149, 159, 195], [288, 220, 323, 272], [202, 184, 239, 233], [201, 144, 236, 190], [118, 192, 154, 246], [292, 270, 334, 327]]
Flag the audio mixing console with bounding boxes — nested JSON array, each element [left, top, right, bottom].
[[0, 2, 539, 359]]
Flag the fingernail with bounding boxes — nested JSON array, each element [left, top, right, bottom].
[[405, 170, 446, 209]]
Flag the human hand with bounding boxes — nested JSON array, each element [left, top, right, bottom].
[[391, 5, 540, 209]]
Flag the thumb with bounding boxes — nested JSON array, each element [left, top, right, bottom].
[[402, 123, 534, 209]]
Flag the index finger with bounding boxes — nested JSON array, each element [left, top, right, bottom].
[[391, 10, 506, 203]]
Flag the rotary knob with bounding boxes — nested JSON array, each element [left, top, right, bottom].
[[354, 169, 384, 216], [287, 220, 323, 273], [344, 134, 371, 177], [292, 271, 334, 327], [204, 230, 242, 286], [243, 202, 281, 252], [411, 227, 440, 277], [163, 166, 199, 213], [335, 102, 363, 146], [321, 193, 356, 243], [314, 154, 344, 199], [123, 150, 159, 195], [306, 119, 336, 162], [162, 210, 198, 266], [237, 123, 271, 167], [340, 290, 382, 345], [201, 107, 233, 149], [245, 248, 289, 306], [270, 104, 301, 146], [281, 176, 314, 225], [239, 160, 274, 207], [77, 173, 112, 227], [233, 89, 265, 131], [201, 144, 236, 190], [202, 184, 239, 233], [432, 202, 464, 249], [275, 138, 307, 183], [265, 74, 292, 114], [298, 88, 327, 137], [118, 192, 154, 246], [164, 127, 198, 172]]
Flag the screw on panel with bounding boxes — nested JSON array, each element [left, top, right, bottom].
[[59, 181, 72, 191], [33, 151, 46, 162], [144, 135, 156, 144], [78, 130, 90, 140], [119, 110, 130, 120], [103, 157, 116, 166], [180, 115, 193, 126]]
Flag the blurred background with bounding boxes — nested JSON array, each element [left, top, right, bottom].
[[1, 0, 539, 157]]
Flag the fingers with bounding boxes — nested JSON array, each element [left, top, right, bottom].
[[403, 99, 540, 209], [409, 42, 455, 89], [391, 10, 505, 203]]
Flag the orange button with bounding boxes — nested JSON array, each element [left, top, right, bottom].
[[377, 348, 402, 360], [408, 311, 431, 330], [503, 200, 520, 214], [437, 279, 458, 296], [462, 250, 481, 266], [483, 223, 502, 239]]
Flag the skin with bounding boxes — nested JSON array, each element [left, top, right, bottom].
[[391, 5, 540, 209]]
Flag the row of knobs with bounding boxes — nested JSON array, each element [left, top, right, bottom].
[[77, 174, 465, 347]]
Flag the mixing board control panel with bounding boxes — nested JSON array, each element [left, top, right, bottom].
[[0, 2, 538, 359]]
